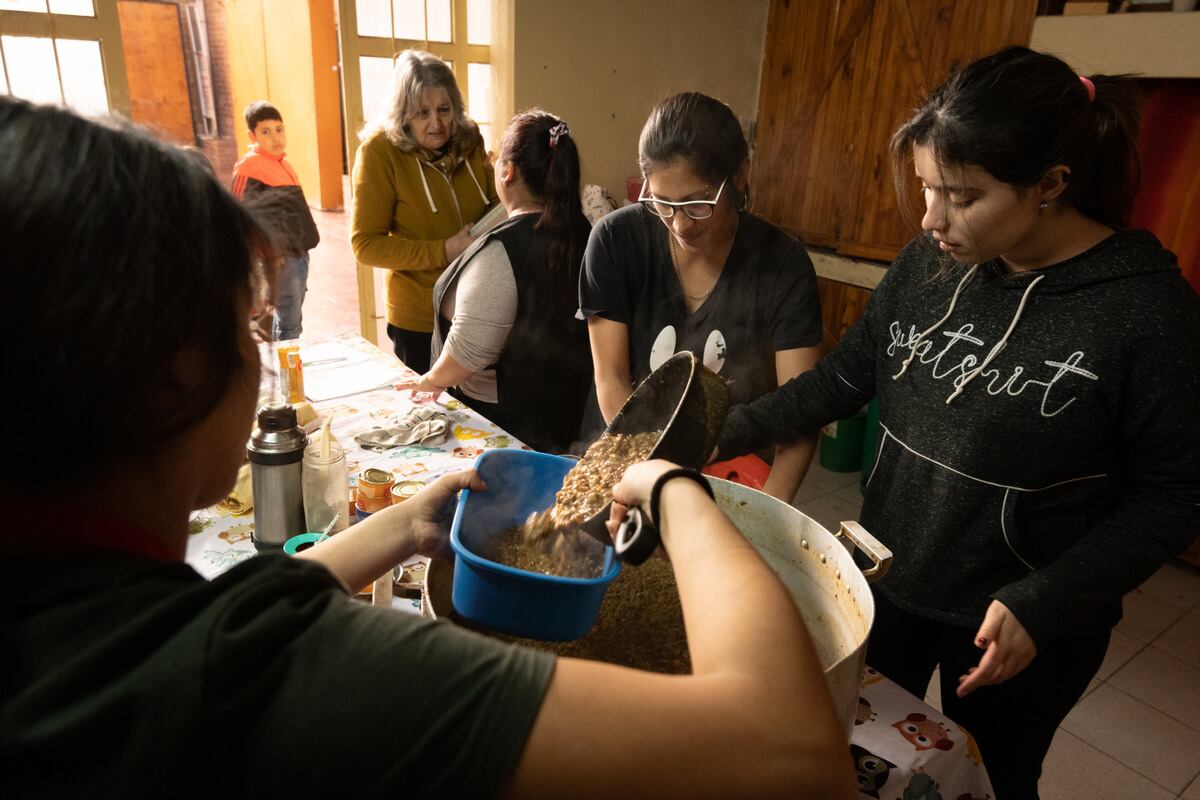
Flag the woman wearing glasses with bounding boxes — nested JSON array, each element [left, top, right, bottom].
[[580, 92, 823, 501]]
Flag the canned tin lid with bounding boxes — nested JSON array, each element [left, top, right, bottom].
[[390, 480, 424, 499], [360, 468, 393, 486]]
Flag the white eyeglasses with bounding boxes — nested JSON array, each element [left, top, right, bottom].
[[638, 178, 727, 220]]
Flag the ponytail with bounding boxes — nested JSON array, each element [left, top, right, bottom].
[[537, 124, 588, 277], [498, 110, 589, 304], [890, 46, 1144, 230], [1071, 75, 1142, 229]]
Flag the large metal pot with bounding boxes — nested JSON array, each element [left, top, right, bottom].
[[708, 477, 890, 737], [426, 476, 891, 737]]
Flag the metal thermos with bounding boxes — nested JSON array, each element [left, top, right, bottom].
[[247, 402, 308, 551]]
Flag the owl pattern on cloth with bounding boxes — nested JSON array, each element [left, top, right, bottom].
[[849, 743, 896, 799], [893, 712, 955, 752]]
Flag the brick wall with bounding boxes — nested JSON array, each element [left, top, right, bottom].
[[200, 0, 238, 184], [138, 0, 238, 184]]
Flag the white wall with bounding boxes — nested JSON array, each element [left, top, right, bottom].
[[495, 0, 770, 204]]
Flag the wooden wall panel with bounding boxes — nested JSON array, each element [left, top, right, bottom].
[[754, 0, 874, 249], [817, 276, 872, 352], [224, 0, 268, 154], [225, 0, 343, 209], [754, 0, 1037, 265], [116, 1, 193, 144]]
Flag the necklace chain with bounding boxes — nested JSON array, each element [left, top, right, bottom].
[[669, 235, 718, 301]]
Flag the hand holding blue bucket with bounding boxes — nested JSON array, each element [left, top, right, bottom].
[[449, 449, 621, 641]]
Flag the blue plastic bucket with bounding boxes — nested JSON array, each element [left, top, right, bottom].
[[449, 449, 620, 641]]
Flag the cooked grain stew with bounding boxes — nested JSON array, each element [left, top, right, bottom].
[[483, 431, 661, 578], [551, 430, 661, 526], [481, 523, 605, 579], [459, 557, 689, 673]]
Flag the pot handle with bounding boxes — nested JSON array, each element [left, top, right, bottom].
[[836, 521, 893, 582]]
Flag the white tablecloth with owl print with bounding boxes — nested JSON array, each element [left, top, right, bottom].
[[852, 666, 995, 799]]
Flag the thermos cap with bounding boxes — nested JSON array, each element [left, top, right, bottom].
[[256, 402, 299, 432], [247, 403, 307, 464]]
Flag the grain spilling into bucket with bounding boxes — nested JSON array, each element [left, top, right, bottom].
[[482, 523, 606, 579], [483, 430, 661, 578], [551, 430, 662, 526]]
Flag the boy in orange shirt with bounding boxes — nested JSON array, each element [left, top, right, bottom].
[[231, 101, 319, 340]]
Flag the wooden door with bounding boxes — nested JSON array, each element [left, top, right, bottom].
[[116, 0, 193, 144], [754, 0, 1037, 263]]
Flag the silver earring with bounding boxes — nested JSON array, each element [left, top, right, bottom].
[[1038, 201, 1049, 215]]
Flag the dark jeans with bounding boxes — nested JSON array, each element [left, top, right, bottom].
[[866, 589, 1110, 800], [386, 325, 432, 374], [272, 253, 309, 341]]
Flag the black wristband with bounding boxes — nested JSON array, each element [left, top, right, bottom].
[[649, 468, 715, 532]]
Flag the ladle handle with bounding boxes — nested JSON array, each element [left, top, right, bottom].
[[614, 507, 658, 566], [835, 521, 893, 582]]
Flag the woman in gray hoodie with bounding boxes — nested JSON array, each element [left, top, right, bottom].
[[718, 46, 1200, 799]]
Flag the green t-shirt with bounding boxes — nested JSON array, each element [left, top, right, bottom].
[[1, 551, 554, 798]]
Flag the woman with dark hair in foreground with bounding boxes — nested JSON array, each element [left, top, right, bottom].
[[0, 98, 852, 797]]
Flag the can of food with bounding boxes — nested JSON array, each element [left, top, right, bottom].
[[390, 480, 424, 504], [356, 494, 390, 514], [357, 467, 395, 501]]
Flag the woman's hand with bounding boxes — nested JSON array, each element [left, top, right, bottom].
[[395, 374, 444, 394], [444, 225, 474, 262], [404, 470, 486, 559], [605, 459, 680, 538], [956, 600, 1038, 697], [296, 470, 483, 591]]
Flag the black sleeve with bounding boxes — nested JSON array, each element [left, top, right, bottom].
[[767, 241, 823, 350], [296, 187, 320, 251], [717, 261, 898, 456], [578, 217, 631, 324]]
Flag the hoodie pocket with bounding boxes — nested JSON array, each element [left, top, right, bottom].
[[860, 426, 1043, 609], [1002, 477, 1110, 569], [863, 429, 890, 491]]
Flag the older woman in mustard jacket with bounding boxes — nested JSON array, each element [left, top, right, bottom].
[[352, 50, 497, 372]]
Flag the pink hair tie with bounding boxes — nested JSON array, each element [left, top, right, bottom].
[[1079, 75, 1096, 104]]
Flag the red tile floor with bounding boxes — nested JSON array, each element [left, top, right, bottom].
[[300, 200, 362, 343]]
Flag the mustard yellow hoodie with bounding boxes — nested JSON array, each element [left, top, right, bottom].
[[351, 130, 497, 331]]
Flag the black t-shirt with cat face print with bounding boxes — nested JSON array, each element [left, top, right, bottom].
[[579, 204, 823, 410]]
